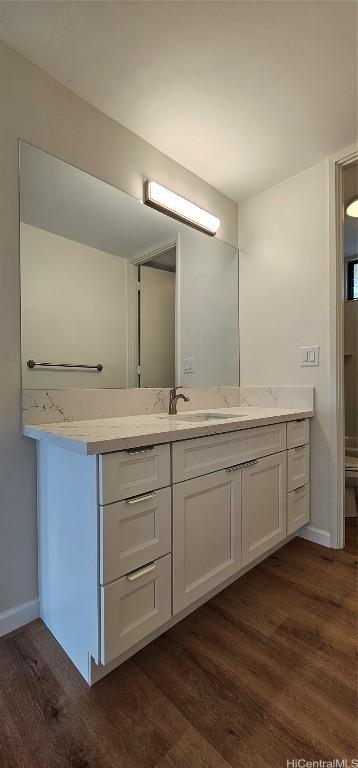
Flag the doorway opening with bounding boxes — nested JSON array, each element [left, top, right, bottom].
[[330, 147, 358, 549], [131, 242, 177, 388], [342, 161, 358, 539]]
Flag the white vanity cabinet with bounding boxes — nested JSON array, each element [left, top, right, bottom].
[[241, 452, 287, 566], [97, 445, 173, 665], [287, 483, 310, 535], [172, 450, 288, 611], [100, 487, 172, 583], [287, 444, 310, 492], [286, 419, 310, 533], [286, 418, 310, 450], [101, 554, 172, 663], [35, 414, 311, 685], [172, 468, 242, 613], [99, 444, 170, 504], [172, 423, 286, 482]]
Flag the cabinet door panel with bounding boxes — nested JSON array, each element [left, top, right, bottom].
[[173, 469, 241, 614], [242, 452, 287, 566]]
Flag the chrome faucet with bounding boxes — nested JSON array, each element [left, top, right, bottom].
[[169, 386, 190, 415]]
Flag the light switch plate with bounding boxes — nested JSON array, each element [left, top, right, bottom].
[[299, 346, 320, 367], [184, 357, 195, 374]]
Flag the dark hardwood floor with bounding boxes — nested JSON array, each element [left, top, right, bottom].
[[1, 520, 357, 768]]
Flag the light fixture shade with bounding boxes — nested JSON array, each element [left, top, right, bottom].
[[346, 198, 358, 217], [144, 180, 220, 235]]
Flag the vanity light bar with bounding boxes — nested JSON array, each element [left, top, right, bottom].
[[144, 180, 220, 236]]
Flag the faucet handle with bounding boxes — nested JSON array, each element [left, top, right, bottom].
[[170, 385, 183, 396]]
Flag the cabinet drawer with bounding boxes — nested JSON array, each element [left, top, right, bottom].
[[287, 484, 310, 535], [287, 445, 310, 492], [287, 419, 310, 449], [100, 554, 172, 664], [172, 423, 286, 483], [100, 487, 171, 584], [99, 444, 170, 505]]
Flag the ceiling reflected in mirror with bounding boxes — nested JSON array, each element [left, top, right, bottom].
[[20, 142, 239, 390]]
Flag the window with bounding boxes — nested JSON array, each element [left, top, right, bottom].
[[347, 258, 358, 300]]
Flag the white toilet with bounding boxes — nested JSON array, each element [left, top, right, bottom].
[[345, 454, 358, 517]]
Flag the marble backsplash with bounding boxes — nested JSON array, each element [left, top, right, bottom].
[[22, 386, 314, 425], [239, 387, 314, 410]]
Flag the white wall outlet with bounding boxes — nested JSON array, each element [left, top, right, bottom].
[[184, 357, 195, 374], [299, 346, 320, 367]]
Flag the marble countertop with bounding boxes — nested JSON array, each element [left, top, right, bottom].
[[23, 406, 314, 455]]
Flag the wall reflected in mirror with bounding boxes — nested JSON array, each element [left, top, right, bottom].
[[20, 142, 239, 389]]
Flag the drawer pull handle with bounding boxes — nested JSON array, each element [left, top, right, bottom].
[[127, 562, 157, 581], [226, 459, 258, 472], [295, 419, 305, 423], [125, 446, 154, 455], [126, 493, 156, 505]]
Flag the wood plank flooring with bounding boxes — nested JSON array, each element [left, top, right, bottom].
[[1, 520, 356, 768]]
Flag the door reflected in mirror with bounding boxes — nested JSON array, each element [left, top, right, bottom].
[[20, 142, 239, 389]]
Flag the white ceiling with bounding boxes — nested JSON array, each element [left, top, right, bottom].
[[20, 142, 236, 259], [1, 1, 357, 202], [20, 142, 183, 259]]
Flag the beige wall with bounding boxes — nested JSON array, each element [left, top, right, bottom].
[[0, 41, 237, 617], [238, 161, 332, 540], [21, 223, 130, 389]]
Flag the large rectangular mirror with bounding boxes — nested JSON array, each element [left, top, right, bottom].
[[20, 142, 239, 389]]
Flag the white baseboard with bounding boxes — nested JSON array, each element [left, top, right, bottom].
[[298, 524, 331, 548], [0, 598, 40, 638]]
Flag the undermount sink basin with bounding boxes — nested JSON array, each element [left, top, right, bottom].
[[161, 412, 246, 422]]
